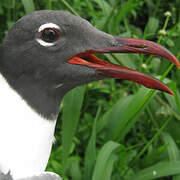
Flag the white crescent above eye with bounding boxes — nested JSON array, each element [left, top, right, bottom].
[[36, 23, 60, 47], [38, 23, 60, 32]]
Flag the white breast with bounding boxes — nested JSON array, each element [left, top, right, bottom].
[[0, 73, 57, 179]]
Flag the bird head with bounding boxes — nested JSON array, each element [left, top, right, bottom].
[[1, 10, 179, 118]]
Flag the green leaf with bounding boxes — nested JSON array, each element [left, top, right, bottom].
[[2, 0, 14, 9], [103, 154, 118, 180], [84, 106, 101, 180], [145, 17, 159, 37], [165, 82, 180, 113], [162, 132, 180, 180], [92, 0, 111, 15], [21, 0, 35, 14], [162, 132, 180, 161], [113, 0, 137, 27], [68, 157, 82, 180], [111, 87, 156, 141], [127, 161, 180, 180], [97, 95, 133, 138], [62, 86, 85, 175], [92, 141, 119, 180], [111, 53, 137, 69]]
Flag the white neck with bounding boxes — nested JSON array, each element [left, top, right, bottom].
[[0, 73, 57, 179]]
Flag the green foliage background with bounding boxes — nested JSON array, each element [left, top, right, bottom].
[[1, 0, 180, 179]]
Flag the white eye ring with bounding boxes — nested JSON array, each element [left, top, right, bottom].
[[38, 23, 60, 32], [36, 38, 55, 47], [36, 23, 60, 47]]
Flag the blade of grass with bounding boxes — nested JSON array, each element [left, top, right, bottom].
[[155, 95, 180, 120], [162, 132, 180, 161], [131, 116, 172, 166], [68, 157, 82, 180], [46, 0, 52, 10], [171, 83, 180, 111], [83, 106, 101, 180], [113, 0, 137, 28], [62, 86, 85, 175], [59, 0, 80, 16], [122, 64, 175, 177], [122, 65, 176, 177], [103, 154, 118, 180], [165, 82, 180, 113], [97, 63, 175, 142], [116, 88, 155, 141], [21, 0, 35, 14], [144, 17, 159, 38], [118, 63, 175, 141], [145, 13, 171, 65], [111, 53, 137, 69], [97, 95, 133, 137], [92, 0, 111, 15], [92, 141, 120, 180], [127, 161, 180, 180]]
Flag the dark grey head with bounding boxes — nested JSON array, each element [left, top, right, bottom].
[[0, 10, 179, 119]]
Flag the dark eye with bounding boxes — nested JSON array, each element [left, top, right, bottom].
[[40, 28, 60, 43]]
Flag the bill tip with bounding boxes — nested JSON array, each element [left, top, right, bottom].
[[177, 63, 180, 69], [173, 57, 180, 69], [168, 90, 174, 96]]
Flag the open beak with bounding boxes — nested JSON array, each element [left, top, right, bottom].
[[67, 37, 180, 95]]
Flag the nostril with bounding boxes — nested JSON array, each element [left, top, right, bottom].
[[129, 44, 147, 49]]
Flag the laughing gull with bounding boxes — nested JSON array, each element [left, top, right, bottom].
[[0, 10, 179, 179]]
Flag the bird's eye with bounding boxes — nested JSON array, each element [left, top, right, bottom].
[[40, 28, 60, 43]]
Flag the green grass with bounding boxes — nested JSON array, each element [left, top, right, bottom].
[[1, 0, 180, 179]]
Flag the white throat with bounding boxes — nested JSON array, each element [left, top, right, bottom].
[[0, 73, 57, 179]]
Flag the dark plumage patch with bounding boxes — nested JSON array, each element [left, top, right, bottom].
[[0, 10, 114, 119]]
